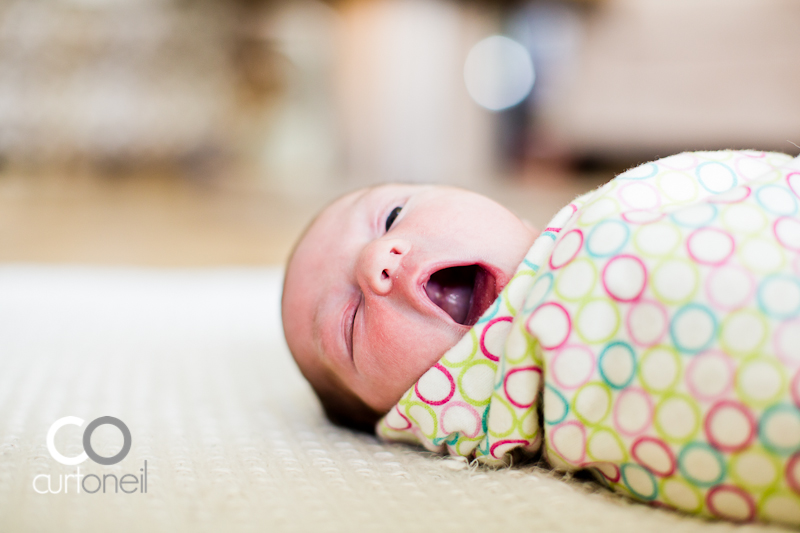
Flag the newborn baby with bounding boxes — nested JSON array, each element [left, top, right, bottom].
[[282, 151, 800, 526], [282, 185, 538, 429]]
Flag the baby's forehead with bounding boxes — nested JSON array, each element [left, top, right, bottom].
[[316, 183, 416, 218], [293, 193, 362, 264], [298, 184, 414, 247]]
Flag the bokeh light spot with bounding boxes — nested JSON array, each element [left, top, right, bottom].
[[464, 35, 535, 111]]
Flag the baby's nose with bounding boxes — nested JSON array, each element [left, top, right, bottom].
[[358, 238, 412, 296]]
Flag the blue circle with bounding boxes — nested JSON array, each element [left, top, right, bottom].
[[598, 341, 637, 390], [677, 442, 726, 487], [586, 220, 630, 258], [696, 162, 737, 194], [522, 258, 539, 272], [618, 162, 658, 181], [477, 295, 502, 324], [669, 303, 718, 355], [620, 463, 658, 501], [669, 204, 718, 228], [759, 404, 800, 456], [496, 359, 507, 392], [544, 384, 569, 426], [478, 439, 489, 457], [440, 431, 461, 446], [522, 272, 554, 313], [757, 275, 800, 320], [756, 184, 798, 216]]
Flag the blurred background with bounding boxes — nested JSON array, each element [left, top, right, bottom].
[[0, 0, 798, 266]]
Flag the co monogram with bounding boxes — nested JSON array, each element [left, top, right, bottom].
[[47, 416, 132, 466]]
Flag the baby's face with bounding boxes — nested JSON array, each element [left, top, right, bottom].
[[282, 185, 536, 413]]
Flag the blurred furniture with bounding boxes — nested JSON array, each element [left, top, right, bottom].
[[542, 0, 800, 160]]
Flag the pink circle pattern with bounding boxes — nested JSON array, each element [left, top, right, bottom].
[[378, 151, 800, 526]]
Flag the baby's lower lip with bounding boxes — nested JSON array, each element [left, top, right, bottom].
[[465, 266, 498, 325]]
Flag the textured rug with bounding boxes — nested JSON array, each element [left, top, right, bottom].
[[0, 266, 787, 532]]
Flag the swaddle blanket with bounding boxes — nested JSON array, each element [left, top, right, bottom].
[[377, 150, 800, 525]]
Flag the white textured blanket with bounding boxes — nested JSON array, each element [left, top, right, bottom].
[[0, 266, 789, 532]]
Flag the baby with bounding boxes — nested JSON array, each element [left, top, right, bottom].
[[282, 151, 800, 526], [282, 184, 538, 430]]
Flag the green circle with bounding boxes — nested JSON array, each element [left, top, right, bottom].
[[504, 321, 536, 365], [653, 392, 701, 444], [735, 355, 787, 409], [519, 407, 539, 439], [577, 197, 621, 228], [457, 360, 498, 407], [758, 488, 800, 524], [650, 258, 700, 305], [767, 153, 794, 167], [637, 345, 681, 395], [571, 381, 612, 427], [575, 297, 621, 345], [729, 446, 782, 492], [487, 393, 519, 439], [532, 339, 544, 366], [699, 151, 734, 162], [659, 477, 703, 514], [441, 329, 479, 368], [503, 270, 536, 315], [632, 222, 681, 258], [453, 435, 483, 457], [586, 426, 629, 463], [737, 236, 787, 274], [752, 168, 784, 186], [405, 401, 438, 440], [720, 203, 768, 235], [399, 387, 415, 405], [522, 272, 554, 314], [554, 258, 598, 302], [719, 310, 768, 358], [656, 171, 699, 204]]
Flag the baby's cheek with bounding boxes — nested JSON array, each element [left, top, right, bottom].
[[361, 313, 461, 402]]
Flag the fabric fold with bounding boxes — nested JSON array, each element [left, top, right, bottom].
[[378, 150, 800, 525]]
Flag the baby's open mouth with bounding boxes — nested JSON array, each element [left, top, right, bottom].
[[424, 265, 497, 326]]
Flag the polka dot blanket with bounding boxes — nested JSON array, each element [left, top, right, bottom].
[[377, 150, 800, 526]]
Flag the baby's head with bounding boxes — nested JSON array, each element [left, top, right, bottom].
[[281, 184, 537, 430]]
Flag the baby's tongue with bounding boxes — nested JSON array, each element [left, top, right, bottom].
[[424, 278, 473, 324]]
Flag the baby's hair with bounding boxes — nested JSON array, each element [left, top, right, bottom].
[[313, 377, 383, 433]]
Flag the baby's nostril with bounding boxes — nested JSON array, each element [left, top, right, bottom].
[[382, 270, 389, 280]]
